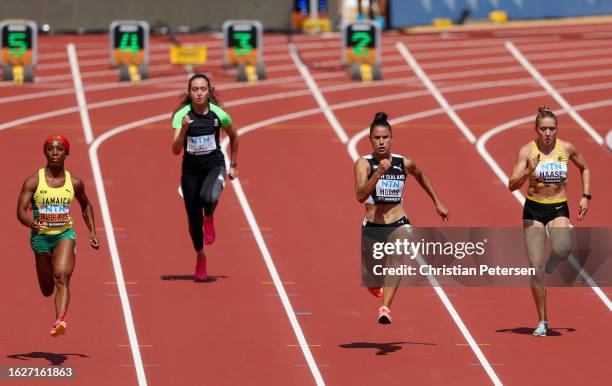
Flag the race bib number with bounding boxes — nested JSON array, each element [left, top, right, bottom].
[[375, 179, 404, 199], [186, 135, 216, 154], [39, 205, 71, 227], [535, 160, 567, 184]]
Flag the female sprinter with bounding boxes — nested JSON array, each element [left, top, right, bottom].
[[508, 106, 591, 336], [354, 112, 449, 324], [17, 135, 100, 337], [171, 73, 238, 282]]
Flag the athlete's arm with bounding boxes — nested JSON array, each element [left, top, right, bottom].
[[405, 158, 449, 221], [16, 174, 42, 232], [354, 157, 388, 203], [508, 144, 538, 191], [73, 176, 100, 249], [172, 115, 191, 155], [223, 124, 239, 180], [566, 141, 591, 221]]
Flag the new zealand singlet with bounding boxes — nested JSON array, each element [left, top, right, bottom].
[[364, 154, 407, 205]]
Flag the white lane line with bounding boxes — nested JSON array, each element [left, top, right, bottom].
[[288, 42, 348, 144], [225, 177, 325, 386], [88, 118, 168, 386], [291, 44, 501, 386], [399, 42, 508, 386], [67, 43, 148, 386], [505, 41, 604, 145], [67, 44, 94, 144], [397, 42, 477, 144], [476, 104, 612, 312], [606, 130, 612, 152]]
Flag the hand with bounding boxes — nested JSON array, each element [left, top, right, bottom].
[[376, 159, 391, 176], [436, 203, 449, 222], [181, 115, 192, 130], [577, 197, 589, 221], [30, 220, 43, 233], [228, 167, 238, 180], [89, 233, 100, 249], [527, 153, 540, 173]]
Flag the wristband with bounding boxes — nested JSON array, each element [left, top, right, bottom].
[[230, 161, 237, 168], [582, 193, 592, 200]]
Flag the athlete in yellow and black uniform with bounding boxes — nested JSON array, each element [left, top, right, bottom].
[[17, 135, 99, 337], [509, 106, 591, 337], [172, 73, 239, 282]]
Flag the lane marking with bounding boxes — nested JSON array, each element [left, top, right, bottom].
[[506, 41, 604, 145], [294, 42, 502, 386], [397, 42, 477, 144], [288, 43, 348, 144], [67, 44, 94, 144], [65, 56, 150, 386]]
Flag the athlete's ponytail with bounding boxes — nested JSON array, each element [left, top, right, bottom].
[[369, 111, 392, 135]]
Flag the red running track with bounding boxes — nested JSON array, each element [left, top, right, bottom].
[[0, 23, 610, 385]]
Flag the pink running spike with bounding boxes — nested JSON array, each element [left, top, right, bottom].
[[203, 217, 216, 245], [194, 258, 208, 281]]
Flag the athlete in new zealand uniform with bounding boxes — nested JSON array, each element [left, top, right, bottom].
[[172, 73, 238, 281], [17, 135, 99, 337], [354, 112, 449, 324], [508, 106, 591, 336]]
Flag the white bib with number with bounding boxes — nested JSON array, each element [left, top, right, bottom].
[[186, 134, 216, 155], [375, 178, 404, 199]]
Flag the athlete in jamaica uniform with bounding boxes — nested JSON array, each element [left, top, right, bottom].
[[17, 135, 99, 337], [172, 73, 239, 281], [508, 106, 591, 336], [354, 112, 449, 324]]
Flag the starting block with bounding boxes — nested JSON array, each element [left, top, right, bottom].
[[342, 20, 382, 82], [1, 19, 37, 84], [110, 20, 150, 83], [223, 20, 266, 82]]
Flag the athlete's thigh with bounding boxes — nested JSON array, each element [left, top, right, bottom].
[[52, 238, 76, 278], [34, 251, 54, 292], [523, 220, 546, 269], [547, 216, 572, 257]]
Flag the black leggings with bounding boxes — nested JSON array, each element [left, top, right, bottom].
[[181, 166, 226, 251]]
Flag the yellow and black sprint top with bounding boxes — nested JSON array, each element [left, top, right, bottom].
[[31, 168, 74, 235], [528, 139, 568, 204], [172, 103, 232, 170]]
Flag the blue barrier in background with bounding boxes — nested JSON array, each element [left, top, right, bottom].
[[390, 0, 612, 28]]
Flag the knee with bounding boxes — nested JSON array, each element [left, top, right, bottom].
[[54, 272, 70, 287], [530, 270, 545, 286], [41, 286, 53, 297], [551, 243, 571, 260]]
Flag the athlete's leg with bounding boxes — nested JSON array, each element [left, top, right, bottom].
[[547, 217, 572, 272], [181, 170, 206, 252], [523, 220, 547, 322], [181, 170, 208, 280], [381, 224, 412, 308], [200, 166, 226, 245], [200, 166, 226, 217], [34, 252, 54, 297], [52, 238, 76, 320]]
